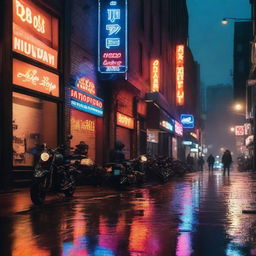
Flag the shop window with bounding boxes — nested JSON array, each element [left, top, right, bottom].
[[70, 109, 96, 161], [116, 126, 131, 160], [13, 92, 57, 166]]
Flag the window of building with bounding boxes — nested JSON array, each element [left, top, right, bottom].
[[13, 92, 57, 166]]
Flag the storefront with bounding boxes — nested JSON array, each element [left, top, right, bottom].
[[116, 112, 135, 159], [12, 0, 61, 169], [174, 120, 184, 160], [70, 77, 104, 163]]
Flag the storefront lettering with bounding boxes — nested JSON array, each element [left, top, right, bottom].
[[175, 121, 183, 137], [71, 89, 103, 109], [117, 112, 134, 129], [17, 69, 56, 92], [15, 0, 46, 34], [76, 77, 96, 95], [13, 36, 56, 67], [151, 59, 160, 92], [13, 59, 59, 97], [71, 117, 95, 132]]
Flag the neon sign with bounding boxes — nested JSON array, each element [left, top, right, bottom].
[[13, 59, 59, 96], [176, 45, 185, 106], [175, 121, 183, 137], [70, 88, 103, 117], [98, 0, 128, 73], [76, 77, 96, 96], [13, 0, 59, 69], [151, 59, 160, 92], [160, 120, 174, 133], [180, 114, 194, 129], [117, 112, 134, 129]]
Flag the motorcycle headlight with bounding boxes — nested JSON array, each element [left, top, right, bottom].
[[81, 158, 94, 166], [40, 152, 50, 162], [139, 155, 147, 163]]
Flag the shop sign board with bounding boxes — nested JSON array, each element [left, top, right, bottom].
[[70, 88, 103, 117], [191, 148, 199, 153], [98, 0, 128, 73], [180, 114, 194, 129], [13, 0, 59, 68], [13, 59, 59, 96], [151, 59, 160, 92], [190, 132, 198, 139], [147, 130, 159, 143], [160, 119, 174, 133], [116, 112, 134, 129], [235, 125, 245, 136], [175, 121, 183, 137], [76, 77, 96, 96], [183, 141, 192, 146], [176, 44, 185, 106]]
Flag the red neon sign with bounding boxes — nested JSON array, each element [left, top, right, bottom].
[[176, 45, 185, 106], [76, 77, 96, 96], [151, 59, 160, 92], [116, 112, 134, 129]]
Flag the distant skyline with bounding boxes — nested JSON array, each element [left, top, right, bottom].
[[187, 0, 251, 86]]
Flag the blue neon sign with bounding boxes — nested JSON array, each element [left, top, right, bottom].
[[71, 100, 103, 117], [180, 114, 194, 129], [98, 0, 128, 73]]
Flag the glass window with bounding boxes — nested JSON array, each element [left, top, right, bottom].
[[13, 92, 57, 166]]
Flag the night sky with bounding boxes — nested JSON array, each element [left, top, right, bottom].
[[187, 0, 251, 86]]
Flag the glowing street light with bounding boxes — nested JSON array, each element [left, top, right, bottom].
[[221, 17, 254, 25], [230, 127, 235, 133], [233, 103, 243, 112]]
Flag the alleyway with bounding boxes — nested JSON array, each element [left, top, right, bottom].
[[1, 170, 256, 256]]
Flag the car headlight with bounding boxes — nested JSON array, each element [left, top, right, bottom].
[[40, 152, 50, 162]]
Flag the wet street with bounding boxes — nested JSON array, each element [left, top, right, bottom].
[[1, 170, 256, 256]]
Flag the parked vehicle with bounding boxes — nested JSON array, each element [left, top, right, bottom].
[[30, 135, 79, 205]]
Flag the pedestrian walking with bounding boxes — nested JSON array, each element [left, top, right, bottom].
[[197, 156, 205, 171], [207, 154, 215, 171], [222, 150, 232, 175]]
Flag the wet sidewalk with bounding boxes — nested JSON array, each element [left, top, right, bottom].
[[1, 169, 256, 256]]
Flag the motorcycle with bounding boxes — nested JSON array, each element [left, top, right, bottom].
[[30, 135, 78, 205]]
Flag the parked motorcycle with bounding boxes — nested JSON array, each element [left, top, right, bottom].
[[30, 135, 78, 205]]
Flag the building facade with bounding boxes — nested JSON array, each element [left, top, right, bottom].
[[0, 0, 201, 189]]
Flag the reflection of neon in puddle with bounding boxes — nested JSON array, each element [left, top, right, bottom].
[[226, 243, 246, 256], [63, 237, 114, 256], [176, 232, 192, 256]]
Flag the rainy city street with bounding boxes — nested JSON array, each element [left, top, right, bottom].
[[1, 169, 256, 256]]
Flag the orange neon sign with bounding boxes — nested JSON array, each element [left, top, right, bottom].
[[116, 112, 135, 129], [76, 77, 96, 96], [13, 59, 59, 97], [176, 45, 185, 106], [151, 59, 160, 92], [13, 0, 59, 68]]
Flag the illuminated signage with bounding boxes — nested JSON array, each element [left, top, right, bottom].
[[117, 112, 134, 129], [180, 114, 194, 129], [160, 120, 174, 133], [176, 45, 185, 106], [183, 141, 193, 146], [235, 126, 245, 136], [151, 59, 160, 92], [190, 148, 199, 153], [13, 0, 59, 68], [147, 130, 159, 143], [190, 132, 198, 139], [13, 59, 59, 96], [71, 117, 95, 132], [175, 121, 183, 137], [70, 88, 103, 117], [76, 77, 96, 96], [98, 0, 128, 73]]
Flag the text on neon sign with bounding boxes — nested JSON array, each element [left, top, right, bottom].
[[152, 60, 160, 92], [176, 45, 185, 105], [15, 0, 46, 34]]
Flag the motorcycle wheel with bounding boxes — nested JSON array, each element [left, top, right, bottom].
[[30, 180, 46, 205], [64, 186, 75, 197]]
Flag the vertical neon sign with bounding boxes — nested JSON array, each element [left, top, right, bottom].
[[176, 45, 185, 106], [151, 59, 160, 92], [98, 0, 128, 73]]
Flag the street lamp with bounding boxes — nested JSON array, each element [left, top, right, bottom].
[[233, 103, 243, 112], [230, 127, 235, 133], [221, 17, 254, 25]]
